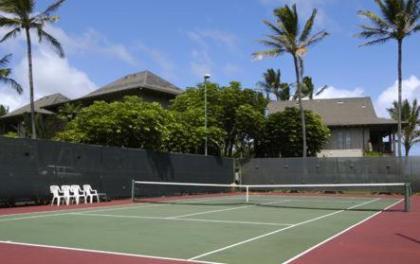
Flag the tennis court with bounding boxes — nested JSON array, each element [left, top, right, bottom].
[[0, 182, 408, 264]]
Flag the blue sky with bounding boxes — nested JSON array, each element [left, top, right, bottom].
[[0, 0, 419, 154]]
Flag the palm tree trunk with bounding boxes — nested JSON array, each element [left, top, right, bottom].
[[293, 55, 307, 158], [397, 39, 403, 157], [25, 28, 36, 139]]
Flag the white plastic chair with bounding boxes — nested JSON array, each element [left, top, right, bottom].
[[83, 184, 100, 203], [50, 185, 65, 206], [61, 185, 75, 205], [70, 185, 86, 205]]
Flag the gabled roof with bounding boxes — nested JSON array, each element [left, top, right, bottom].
[[1, 93, 69, 119], [267, 97, 397, 126], [81, 70, 182, 99]]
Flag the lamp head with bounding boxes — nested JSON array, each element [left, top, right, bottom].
[[204, 74, 211, 80]]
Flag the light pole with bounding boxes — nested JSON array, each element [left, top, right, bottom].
[[204, 73, 211, 156]]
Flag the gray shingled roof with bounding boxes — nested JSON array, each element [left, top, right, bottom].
[[267, 97, 397, 126], [81, 70, 182, 99], [1, 93, 69, 119]]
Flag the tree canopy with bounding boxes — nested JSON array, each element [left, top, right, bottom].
[[257, 107, 330, 157]]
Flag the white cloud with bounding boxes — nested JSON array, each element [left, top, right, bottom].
[[0, 88, 25, 111], [314, 86, 364, 99], [375, 75, 420, 118], [46, 27, 139, 66], [0, 48, 97, 111]]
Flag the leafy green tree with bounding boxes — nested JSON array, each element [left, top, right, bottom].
[[171, 81, 267, 157], [0, 0, 66, 139], [357, 0, 420, 157], [164, 110, 225, 155], [57, 103, 82, 123], [257, 68, 290, 101], [257, 107, 330, 157], [387, 99, 420, 156], [55, 97, 170, 150], [0, 104, 8, 117], [253, 4, 328, 157], [0, 54, 22, 94]]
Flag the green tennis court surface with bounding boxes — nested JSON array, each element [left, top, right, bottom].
[[0, 194, 402, 264]]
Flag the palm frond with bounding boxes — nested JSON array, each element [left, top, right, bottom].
[[262, 19, 284, 36], [252, 49, 283, 59], [0, 16, 21, 27], [0, 76, 23, 94], [38, 0, 65, 17], [38, 29, 65, 57], [0, 53, 12, 66], [302, 31, 329, 48], [359, 36, 393, 46], [358, 10, 391, 30], [299, 8, 317, 42], [0, 27, 20, 42]]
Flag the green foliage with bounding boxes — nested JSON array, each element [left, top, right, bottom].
[[57, 103, 82, 123], [387, 99, 420, 156], [2, 131, 17, 138], [56, 97, 170, 150], [171, 81, 268, 157], [257, 68, 290, 101], [0, 104, 8, 117], [0, 54, 22, 94], [364, 151, 383, 157], [257, 107, 330, 157], [357, 0, 420, 45]]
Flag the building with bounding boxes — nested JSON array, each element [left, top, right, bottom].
[[0, 93, 69, 137], [267, 97, 398, 157], [1, 70, 182, 138], [44, 70, 183, 112]]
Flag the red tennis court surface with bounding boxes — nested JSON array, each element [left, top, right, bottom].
[[0, 196, 419, 264]]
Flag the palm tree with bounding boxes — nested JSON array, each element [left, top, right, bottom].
[[0, 54, 22, 94], [357, 0, 420, 157], [258, 68, 290, 101], [296, 76, 328, 100], [387, 99, 420, 156], [0, 0, 65, 139], [253, 4, 328, 157]]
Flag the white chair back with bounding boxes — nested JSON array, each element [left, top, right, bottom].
[[50, 185, 61, 196], [61, 185, 72, 196], [83, 184, 92, 195], [70, 185, 82, 194]]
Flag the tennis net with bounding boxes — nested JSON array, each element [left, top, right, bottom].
[[131, 180, 412, 212]]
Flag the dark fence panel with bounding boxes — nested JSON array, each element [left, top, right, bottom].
[[0, 137, 234, 204], [240, 157, 420, 192]]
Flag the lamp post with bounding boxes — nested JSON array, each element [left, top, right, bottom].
[[204, 73, 211, 156]]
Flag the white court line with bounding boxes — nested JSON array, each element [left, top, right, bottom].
[[167, 200, 292, 219], [0, 240, 226, 264], [0, 203, 164, 223], [0, 195, 245, 223], [189, 198, 381, 261], [282, 198, 403, 264], [166, 205, 251, 219], [72, 212, 293, 227]]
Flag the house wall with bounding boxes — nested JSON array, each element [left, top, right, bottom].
[[320, 127, 370, 157]]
